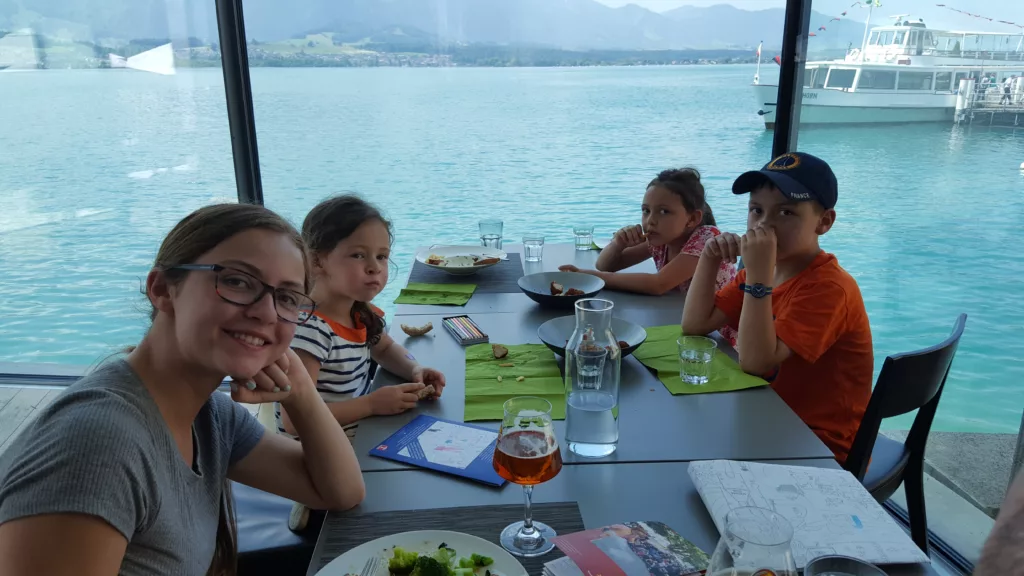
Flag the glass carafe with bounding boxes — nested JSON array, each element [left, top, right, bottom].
[[564, 298, 620, 458], [706, 507, 798, 576]]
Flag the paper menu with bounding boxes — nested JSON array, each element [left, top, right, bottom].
[[369, 414, 507, 486], [687, 460, 930, 568], [549, 521, 708, 576]]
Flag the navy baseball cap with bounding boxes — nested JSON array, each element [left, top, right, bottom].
[[732, 152, 838, 210]]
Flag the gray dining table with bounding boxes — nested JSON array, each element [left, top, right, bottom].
[[308, 243, 936, 576], [309, 461, 939, 576], [352, 309, 834, 469]]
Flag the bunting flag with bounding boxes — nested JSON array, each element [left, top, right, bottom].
[[756, 41, 762, 57], [808, 1, 880, 40], [772, 55, 782, 65], [934, 4, 1023, 29]]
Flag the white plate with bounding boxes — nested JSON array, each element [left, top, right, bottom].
[[416, 246, 507, 276], [315, 530, 528, 576]]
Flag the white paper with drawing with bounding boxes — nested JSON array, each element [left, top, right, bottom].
[[688, 460, 930, 568]]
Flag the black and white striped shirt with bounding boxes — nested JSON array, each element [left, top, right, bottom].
[[276, 308, 381, 437]]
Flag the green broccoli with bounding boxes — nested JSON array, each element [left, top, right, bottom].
[[389, 547, 420, 575], [410, 556, 452, 576], [470, 554, 493, 567], [457, 558, 475, 570], [432, 547, 457, 567]]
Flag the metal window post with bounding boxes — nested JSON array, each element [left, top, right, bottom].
[[772, 0, 813, 157], [215, 0, 263, 205]]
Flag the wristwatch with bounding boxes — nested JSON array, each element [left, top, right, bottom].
[[739, 283, 773, 298]]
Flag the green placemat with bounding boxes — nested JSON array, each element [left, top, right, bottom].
[[464, 343, 565, 421], [634, 325, 768, 395], [394, 282, 476, 306]]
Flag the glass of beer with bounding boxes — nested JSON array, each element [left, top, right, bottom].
[[706, 507, 798, 576], [492, 396, 563, 557]]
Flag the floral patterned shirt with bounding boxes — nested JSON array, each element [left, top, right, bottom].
[[649, 225, 739, 345]]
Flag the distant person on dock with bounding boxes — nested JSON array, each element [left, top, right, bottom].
[[559, 168, 737, 343], [1001, 76, 1015, 105], [682, 152, 872, 465]]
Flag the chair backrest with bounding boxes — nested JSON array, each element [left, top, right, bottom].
[[845, 314, 967, 481]]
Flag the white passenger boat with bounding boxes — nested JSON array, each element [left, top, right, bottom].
[[754, 14, 1024, 128]]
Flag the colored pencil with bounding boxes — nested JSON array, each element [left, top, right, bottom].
[[457, 316, 483, 339], [445, 318, 470, 341]]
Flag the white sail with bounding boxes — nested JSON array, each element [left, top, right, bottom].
[[126, 43, 175, 76]]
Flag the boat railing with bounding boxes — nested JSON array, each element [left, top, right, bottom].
[[971, 83, 1024, 108]]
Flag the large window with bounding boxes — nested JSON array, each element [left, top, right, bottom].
[[802, 0, 1018, 567], [897, 71, 934, 91], [0, 5, 234, 365], [243, 1, 781, 320], [825, 68, 856, 89], [859, 70, 897, 90]]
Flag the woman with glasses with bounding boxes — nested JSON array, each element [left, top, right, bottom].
[[0, 204, 365, 576]]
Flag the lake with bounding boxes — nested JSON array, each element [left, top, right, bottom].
[[2, 65, 1023, 433]]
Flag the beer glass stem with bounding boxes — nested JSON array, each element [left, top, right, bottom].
[[521, 485, 536, 534]]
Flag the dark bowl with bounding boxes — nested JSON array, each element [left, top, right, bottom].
[[517, 272, 604, 309], [537, 315, 648, 358]]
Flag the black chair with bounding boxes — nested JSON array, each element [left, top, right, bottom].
[[234, 481, 325, 576], [843, 313, 967, 555]]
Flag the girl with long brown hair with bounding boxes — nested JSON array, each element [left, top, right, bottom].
[[0, 203, 365, 575]]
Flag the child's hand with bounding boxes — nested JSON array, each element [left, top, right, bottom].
[[368, 383, 425, 415], [740, 226, 777, 282], [230, 349, 310, 404], [411, 366, 446, 398], [613, 225, 646, 248], [558, 264, 580, 273], [703, 232, 742, 263]]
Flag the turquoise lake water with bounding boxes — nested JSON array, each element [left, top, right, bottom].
[[2, 65, 1023, 433]]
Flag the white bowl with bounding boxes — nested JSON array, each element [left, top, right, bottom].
[[415, 246, 507, 276]]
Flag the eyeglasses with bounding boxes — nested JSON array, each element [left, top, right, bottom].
[[171, 264, 316, 325]]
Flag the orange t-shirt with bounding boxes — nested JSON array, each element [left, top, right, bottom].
[[714, 252, 873, 464]]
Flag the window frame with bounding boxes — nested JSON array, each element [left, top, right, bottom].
[[0, 0, 1001, 569]]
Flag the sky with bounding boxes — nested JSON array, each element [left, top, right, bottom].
[[595, 0, 1024, 33]]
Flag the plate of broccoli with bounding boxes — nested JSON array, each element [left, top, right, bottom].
[[315, 530, 528, 576]]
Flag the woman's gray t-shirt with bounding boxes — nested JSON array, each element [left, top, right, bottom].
[[0, 359, 265, 575]]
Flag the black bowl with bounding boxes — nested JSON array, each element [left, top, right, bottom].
[[537, 315, 648, 358], [517, 271, 604, 309]]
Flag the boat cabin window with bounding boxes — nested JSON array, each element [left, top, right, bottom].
[[894, 31, 907, 46], [858, 70, 896, 90], [869, 31, 880, 45], [825, 68, 856, 89], [813, 67, 827, 89], [935, 72, 953, 91], [898, 71, 933, 90], [877, 31, 893, 46]]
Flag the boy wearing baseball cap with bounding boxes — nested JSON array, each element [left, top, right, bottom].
[[682, 152, 872, 464]]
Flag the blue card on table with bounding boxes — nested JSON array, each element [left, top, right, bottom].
[[369, 414, 507, 487]]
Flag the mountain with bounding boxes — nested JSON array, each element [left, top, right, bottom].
[[0, 0, 865, 51], [663, 4, 865, 51]]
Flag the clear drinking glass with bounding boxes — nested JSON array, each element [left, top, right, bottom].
[[564, 299, 621, 458], [678, 336, 717, 385], [573, 225, 594, 251], [493, 397, 563, 557], [522, 235, 545, 262], [706, 507, 798, 576], [480, 219, 504, 249]]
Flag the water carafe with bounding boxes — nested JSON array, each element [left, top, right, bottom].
[[564, 298, 620, 458]]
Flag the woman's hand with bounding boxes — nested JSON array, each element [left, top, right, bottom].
[[368, 383, 425, 415], [411, 366, 446, 398], [230, 349, 311, 404], [613, 225, 646, 249]]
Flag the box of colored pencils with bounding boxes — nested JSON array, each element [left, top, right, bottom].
[[442, 315, 489, 346]]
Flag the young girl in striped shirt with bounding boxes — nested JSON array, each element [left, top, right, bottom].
[[277, 195, 445, 438]]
